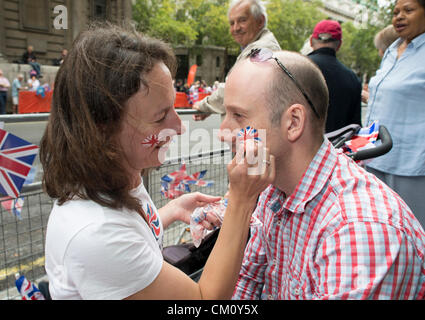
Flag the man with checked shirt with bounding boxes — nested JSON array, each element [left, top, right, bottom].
[[218, 49, 425, 299]]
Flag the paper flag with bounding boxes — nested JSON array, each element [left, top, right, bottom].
[[15, 273, 45, 300], [0, 129, 39, 198], [160, 163, 214, 199], [344, 121, 379, 153]]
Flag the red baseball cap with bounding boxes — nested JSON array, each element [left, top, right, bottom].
[[312, 20, 342, 41]]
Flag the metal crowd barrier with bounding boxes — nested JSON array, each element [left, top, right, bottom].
[[0, 147, 230, 300]]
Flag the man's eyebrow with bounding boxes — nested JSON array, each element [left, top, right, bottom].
[[226, 105, 247, 113]]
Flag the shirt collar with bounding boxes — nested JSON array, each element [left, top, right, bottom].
[[308, 47, 337, 57], [410, 31, 425, 49], [240, 28, 268, 51], [388, 32, 425, 53], [267, 138, 337, 215]]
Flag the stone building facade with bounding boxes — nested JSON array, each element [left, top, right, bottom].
[[0, 0, 132, 65], [0, 0, 132, 112], [174, 45, 230, 86]]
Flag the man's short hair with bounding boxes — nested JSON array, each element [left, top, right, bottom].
[[311, 19, 342, 50], [374, 25, 399, 53], [311, 37, 341, 51], [265, 51, 329, 134], [228, 0, 268, 28]]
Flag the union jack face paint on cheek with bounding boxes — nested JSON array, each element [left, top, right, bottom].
[[141, 134, 161, 148], [236, 126, 261, 145]]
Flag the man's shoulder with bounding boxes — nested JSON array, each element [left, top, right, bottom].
[[330, 156, 418, 228], [245, 29, 281, 53], [255, 29, 281, 50]]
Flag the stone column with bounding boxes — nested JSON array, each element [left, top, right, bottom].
[[72, 0, 88, 41], [0, 0, 6, 61], [123, 0, 132, 22]]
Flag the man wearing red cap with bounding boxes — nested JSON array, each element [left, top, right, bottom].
[[308, 20, 362, 133]]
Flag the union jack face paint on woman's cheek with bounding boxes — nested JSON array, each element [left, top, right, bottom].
[[141, 134, 161, 148]]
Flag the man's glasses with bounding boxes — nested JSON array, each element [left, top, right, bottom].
[[248, 48, 320, 119]]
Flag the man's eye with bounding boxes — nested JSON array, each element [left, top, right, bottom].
[[233, 112, 242, 118]]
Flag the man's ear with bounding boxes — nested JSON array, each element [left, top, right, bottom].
[[258, 15, 266, 30], [281, 104, 306, 142]]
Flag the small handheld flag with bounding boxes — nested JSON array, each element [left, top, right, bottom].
[[15, 273, 45, 300], [160, 163, 214, 199], [344, 121, 379, 153], [0, 129, 39, 198]]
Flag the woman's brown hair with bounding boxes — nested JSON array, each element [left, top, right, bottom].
[[40, 23, 176, 217]]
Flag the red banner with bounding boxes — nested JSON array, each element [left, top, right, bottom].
[[18, 91, 52, 114]]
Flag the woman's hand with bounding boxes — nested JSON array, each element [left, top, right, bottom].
[[227, 141, 275, 211], [159, 192, 222, 229]]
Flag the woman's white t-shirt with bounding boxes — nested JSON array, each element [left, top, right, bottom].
[[45, 182, 164, 300]]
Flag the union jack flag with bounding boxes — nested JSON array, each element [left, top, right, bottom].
[[344, 121, 380, 153], [0, 129, 39, 198], [1, 197, 24, 220], [160, 163, 214, 199], [142, 134, 161, 148], [15, 273, 45, 300]]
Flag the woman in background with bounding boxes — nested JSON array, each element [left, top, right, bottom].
[[365, 0, 425, 228]]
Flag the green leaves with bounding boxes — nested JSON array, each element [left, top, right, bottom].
[[132, 0, 232, 47], [267, 0, 326, 51], [132, 0, 395, 78]]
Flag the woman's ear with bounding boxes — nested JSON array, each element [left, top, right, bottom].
[[281, 104, 306, 142]]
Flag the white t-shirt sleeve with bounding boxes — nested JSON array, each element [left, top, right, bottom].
[[64, 220, 163, 300]]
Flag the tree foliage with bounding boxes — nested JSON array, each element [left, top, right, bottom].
[[133, 0, 234, 48], [337, 1, 396, 79], [267, 0, 326, 51], [133, 0, 198, 45], [132, 0, 396, 78]]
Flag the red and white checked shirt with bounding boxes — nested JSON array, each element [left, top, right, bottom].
[[233, 139, 425, 300]]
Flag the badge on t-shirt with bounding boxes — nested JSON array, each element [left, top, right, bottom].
[[146, 203, 161, 242]]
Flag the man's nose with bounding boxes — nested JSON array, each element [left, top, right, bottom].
[[231, 22, 241, 32], [218, 119, 235, 144], [170, 110, 185, 136]]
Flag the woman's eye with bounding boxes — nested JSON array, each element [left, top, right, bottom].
[[155, 113, 167, 123]]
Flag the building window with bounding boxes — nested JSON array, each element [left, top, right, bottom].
[[20, 0, 50, 32], [216, 56, 221, 68], [93, 0, 108, 20], [196, 55, 203, 66]]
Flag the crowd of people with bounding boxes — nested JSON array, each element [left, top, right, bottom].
[[174, 79, 220, 105], [9, 0, 425, 300], [0, 45, 67, 114]]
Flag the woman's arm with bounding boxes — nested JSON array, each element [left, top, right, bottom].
[[126, 148, 275, 300]]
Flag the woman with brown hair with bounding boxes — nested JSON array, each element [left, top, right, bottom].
[[41, 23, 275, 300]]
